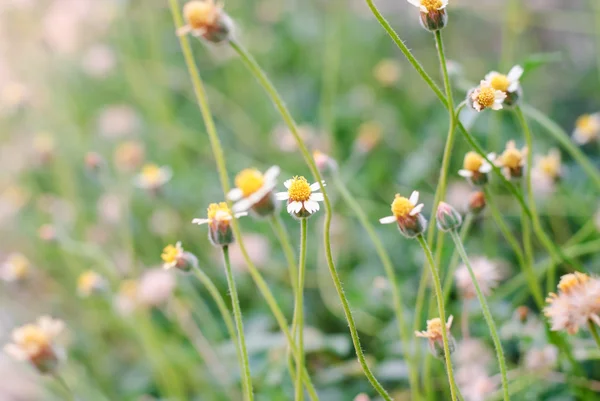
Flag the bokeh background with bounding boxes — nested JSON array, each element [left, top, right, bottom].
[[1, 0, 600, 400]]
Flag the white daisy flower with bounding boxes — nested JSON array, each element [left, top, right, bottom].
[[133, 164, 172, 190], [485, 65, 523, 94], [227, 166, 280, 216], [469, 80, 507, 112], [573, 113, 600, 145], [458, 151, 494, 186], [275, 176, 325, 219], [407, 0, 449, 13], [192, 202, 247, 247], [379, 191, 427, 238]]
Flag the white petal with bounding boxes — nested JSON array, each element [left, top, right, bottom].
[[234, 212, 248, 219], [406, 0, 421, 8], [293, 201, 303, 214], [495, 90, 507, 102], [458, 169, 473, 178], [480, 163, 492, 173], [3, 344, 27, 361], [439, 0, 448, 8], [275, 192, 289, 200], [507, 65, 524, 81], [232, 198, 252, 213], [487, 153, 497, 161], [507, 82, 520, 93], [491, 103, 504, 111], [379, 216, 397, 225], [264, 165, 281, 181], [310, 181, 326, 191], [410, 203, 424, 216], [409, 191, 419, 205], [283, 179, 293, 189], [192, 218, 210, 225], [310, 193, 324, 202], [159, 167, 173, 184], [227, 188, 244, 201], [305, 200, 320, 213], [472, 101, 482, 112]]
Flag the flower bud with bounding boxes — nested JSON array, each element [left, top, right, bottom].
[[468, 191, 486, 215], [313, 150, 338, 174], [399, 213, 428, 238], [161, 242, 199, 272], [419, 8, 448, 32], [415, 316, 455, 360], [180, 0, 234, 44], [436, 202, 462, 232], [85, 151, 105, 172]]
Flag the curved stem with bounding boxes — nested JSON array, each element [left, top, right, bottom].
[[295, 218, 308, 401], [222, 246, 254, 401], [332, 171, 421, 400], [449, 230, 511, 401], [50, 372, 75, 401], [588, 320, 600, 350], [229, 38, 392, 400], [441, 214, 473, 305], [416, 235, 458, 401]]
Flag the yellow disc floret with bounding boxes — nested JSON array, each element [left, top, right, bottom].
[[477, 87, 496, 109], [235, 169, 265, 197], [538, 155, 560, 178], [391, 194, 414, 218], [463, 152, 484, 172], [421, 0, 443, 12], [161, 244, 179, 264], [490, 74, 510, 92], [576, 114, 599, 136], [6, 253, 30, 279], [207, 202, 232, 221], [287, 176, 312, 202], [141, 164, 161, 183], [183, 0, 220, 29], [426, 318, 444, 337], [557, 272, 590, 295], [500, 148, 522, 169], [16, 325, 50, 355]]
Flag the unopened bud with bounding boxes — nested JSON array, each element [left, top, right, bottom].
[[516, 306, 529, 323], [436, 202, 462, 232], [85, 152, 105, 172], [419, 9, 448, 32], [399, 214, 428, 238], [313, 150, 338, 174], [180, 0, 234, 44], [468, 191, 486, 214]]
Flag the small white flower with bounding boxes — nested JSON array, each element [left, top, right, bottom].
[[407, 0, 449, 13], [470, 80, 507, 112], [455, 257, 504, 299], [227, 166, 280, 214], [192, 202, 247, 247], [275, 176, 325, 218], [161, 241, 185, 270], [133, 164, 172, 190], [485, 65, 523, 94], [379, 191, 424, 225], [457, 152, 494, 179], [573, 113, 600, 145]]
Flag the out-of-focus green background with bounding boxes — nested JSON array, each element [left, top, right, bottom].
[[1, 0, 599, 400]]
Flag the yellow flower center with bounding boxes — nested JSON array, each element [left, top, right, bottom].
[[391, 195, 414, 218], [7, 254, 29, 279], [501, 148, 522, 169], [78, 271, 100, 292], [490, 74, 510, 92], [576, 114, 599, 136], [141, 164, 161, 183], [477, 87, 496, 109], [463, 151, 484, 172], [426, 318, 444, 337], [558, 272, 589, 294], [235, 169, 265, 197], [184, 0, 219, 29], [420, 0, 443, 11], [287, 176, 312, 202], [538, 156, 560, 178], [161, 244, 179, 264], [18, 325, 49, 351], [207, 202, 232, 221]]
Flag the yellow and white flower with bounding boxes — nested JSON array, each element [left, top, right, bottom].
[[407, 0, 448, 13], [469, 80, 507, 112], [193, 202, 247, 246], [77, 270, 107, 298], [407, 0, 449, 31], [572, 113, 600, 145], [161, 241, 197, 271], [496, 140, 527, 179], [275, 176, 325, 219], [133, 163, 172, 191], [228, 166, 280, 216], [415, 316, 455, 358], [485, 65, 523, 94], [458, 151, 494, 186], [177, 0, 233, 43], [1, 253, 30, 282], [379, 191, 426, 238]]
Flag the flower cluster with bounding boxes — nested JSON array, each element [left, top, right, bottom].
[[467, 65, 523, 112]]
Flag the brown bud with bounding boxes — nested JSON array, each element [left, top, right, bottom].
[[468, 191, 486, 214]]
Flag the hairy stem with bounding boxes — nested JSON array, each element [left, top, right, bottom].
[[295, 218, 308, 401]]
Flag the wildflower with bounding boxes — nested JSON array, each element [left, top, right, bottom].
[[485, 65, 524, 107], [178, 0, 234, 43], [496, 140, 527, 179], [354, 394, 371, 401], [373, 59, 401, 86], [313, 150, 338, 174], [161, 241, 197, 272], [455, 257, 504, 300], [133, 164, 172, 192], [275, 176, 325, 219], [572, 113, 600, 145], [407, 0, 449, 32], [533, 149, 561, 182], [415, 316, 455, 358], [436, 201, 462, 232], [544, 272, 600, 334], [379, 191, 426, 238], [192, 202, 247, 247], [1, 253, 30, 283], [458, 151, 493, 186], [454, 338, 493, 368], [468, 80, 507, 112], [77, 270, 107, 297], [138, 269, 176, 307], [4, 316, 65, 373], [114, 140, 145, 172], [468, 191, 486, 214], [84, 151, 105, 172], [81, 44, 116, 79], [456, 366, 497, 401], [227, 166, 280, 217]]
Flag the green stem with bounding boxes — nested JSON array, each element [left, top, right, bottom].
[[222, 246, 254, 401], [332, 171, 420, 400], [295, 218, 308, 401], [441, 214, 473, 307], [589, 320, 600, 350], [416, 235, 458, 401], [51, 372, 74, 401], [449, 230, 511, 401], [229, 38, 392, 401]]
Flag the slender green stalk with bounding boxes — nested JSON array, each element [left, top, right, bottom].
[[441, 213, 474, 305], [416, 235, 458, 401], [589, 321, 600, 350], [50, 372, 74, 401], [449, 230, 511, 401], [228, 38, 392, 401], [521, 104, 600, 191], [295, 219, 308, 401], [332, 171, 421, 400], [222, 246, 254, 401]]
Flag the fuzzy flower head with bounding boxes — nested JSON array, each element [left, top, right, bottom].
[[178, 0, 233, 43], [415, 316, 455, 358], [485, 65, 523, 107], [455, 257, 504, 300], [4, 316, 65, 373], [407, 0, 449, 31], [192, 202, 247, 247], [1, 253, 30, 282], [77, 270, 107, 298], [573, 113, 600, 145], [133, 163, 172, 192], [496, 140, 527, 179], [458, 151, 493, 186], [161, 241, 197, 272], [544, 272, 600, 334], [468, 80, 507, 112], [228, 166, 280, 217], [379, 191, 426, 238], [275, 176, 325, 219]]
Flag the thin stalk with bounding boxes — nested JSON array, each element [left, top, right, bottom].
[[222, 246, 254, 401], [332, 171, 421, 400], [416, 235, 458, 401], [50, 372, 74, 401], [295, 218, 308, 401], [229, 38, 392, 400], [589, 321, 600, 350], [442, 213, 474, 305], [449, 230, 511, 401], [168, 2, 317, 396]]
